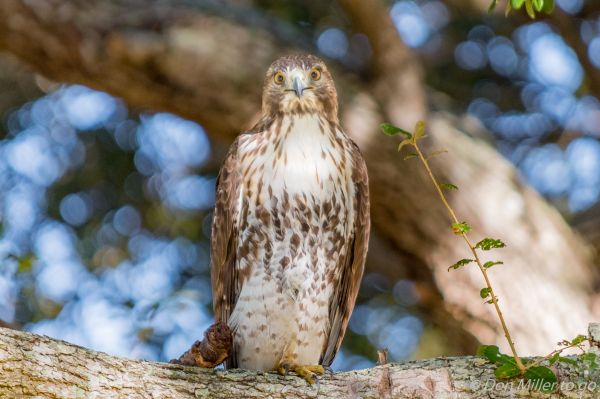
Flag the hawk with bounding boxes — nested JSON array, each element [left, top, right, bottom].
[[211, 54, 370, 383]]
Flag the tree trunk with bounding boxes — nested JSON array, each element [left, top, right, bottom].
[[0, 0, 598, 356], [1, 327, 599, 399]]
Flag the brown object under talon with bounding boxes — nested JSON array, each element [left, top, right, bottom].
[[170, 321, 232, 368]]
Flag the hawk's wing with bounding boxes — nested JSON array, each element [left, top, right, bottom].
[[320, 141, 370, 366], [211, 137, 242, 361]]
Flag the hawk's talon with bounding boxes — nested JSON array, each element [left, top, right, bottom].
[[276, 362, 290, 376], [275, 363, 325, 385]]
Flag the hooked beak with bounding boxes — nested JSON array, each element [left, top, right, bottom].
[[292, 76, 306, 98]]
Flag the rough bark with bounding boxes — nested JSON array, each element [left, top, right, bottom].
[[0, 0, 598, 357], [1, 327, 599, 399]]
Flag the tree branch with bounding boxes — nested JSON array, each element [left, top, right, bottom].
[[0, 0, 291, 143], [1, 327, 598, 398]]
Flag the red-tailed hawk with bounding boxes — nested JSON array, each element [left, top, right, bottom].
[[211, 54, 370, 383]]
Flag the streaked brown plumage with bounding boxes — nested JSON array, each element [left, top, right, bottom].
[[210, 54, 370, 381]]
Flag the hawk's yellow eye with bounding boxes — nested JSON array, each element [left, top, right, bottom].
[[310, 67, 321, 81], [274, 72, 285, 85]]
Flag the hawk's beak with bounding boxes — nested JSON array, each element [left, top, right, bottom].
[[293, 76, 306, 98]]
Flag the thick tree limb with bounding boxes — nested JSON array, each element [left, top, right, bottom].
[[0, 0, 598, 357], [0, 0, 289, 142], [1, 327, 599, 399]]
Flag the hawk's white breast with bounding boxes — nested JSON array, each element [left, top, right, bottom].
[[271, 116, 341, 196], [229, 114, 354, 371]]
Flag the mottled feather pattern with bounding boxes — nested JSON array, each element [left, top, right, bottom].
[[210, 54, 370, 371]]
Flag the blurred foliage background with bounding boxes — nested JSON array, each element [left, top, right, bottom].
[[0, 0, 599, 372]]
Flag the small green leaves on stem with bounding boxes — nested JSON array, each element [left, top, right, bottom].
[[380, 121, 429, 153], [483, 261, 503, 269], [382, 119, 599, 392], [510, 0, 525, 9], [414, 121, 426, 140], [524, 0, 535, 18], [570, 335, 588, 345], [479, 345, 557, 391], [498, 0, 554, 18], [452, 221, 471, 235], [448, 258, 474, 271], [398, 138, 413, 152], [441, 183, 458, 190], [380, 123, 412, 138], [480, 287, 492, 299], [403, 153, 418, 161], [382, 120, 525, 376], [426, 149, 448, 160], [476, 238, 506, 250]]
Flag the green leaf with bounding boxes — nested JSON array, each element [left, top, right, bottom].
[[580, 352, 597, 369], [581, 352, 596, 361], [452, 221, 471, 235], [398, 138, 413, 152], [483, 261, 503, 269], [511, 0, 525, 9], [477, 345, 502, 363], [381, 123, 412, 138], [549, 353, 560, 365], [414, 121, 426, 140], [495, 363, 521, 379], [426, 149, 448, 159], [570, 335, 587, 345], [524, 366, 557, 393], [403, 153, 418, 161], [558, 356, 577, 366], [441, 183, 458, 190], [525, 0, 536, 18], [448, 258, 474, 271], [532, 0, 543, 11], [542, 0, 554, 13], [488, 0, 498, 13], [475, 238, 506, 250], [480, 287, 492, 299], [498, 354, 517, 365]]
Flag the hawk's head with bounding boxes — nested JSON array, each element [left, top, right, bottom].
[[262, 54, 338, 120]]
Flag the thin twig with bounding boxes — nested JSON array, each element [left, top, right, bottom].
[[411, 139, 526, 373], [526, 339, 589, 369]]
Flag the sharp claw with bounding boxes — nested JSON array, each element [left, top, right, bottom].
[[324, 366, 333, 374], [276, 363, 290, 376]]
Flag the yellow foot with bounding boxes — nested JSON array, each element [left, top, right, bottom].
[[276, 363, 325, 385]]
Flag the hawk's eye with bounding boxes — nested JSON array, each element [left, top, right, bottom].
[[274, 72, 285, 85], [310, 67, 321, 81]]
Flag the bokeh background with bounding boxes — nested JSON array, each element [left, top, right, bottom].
[[0, 0, 599, 371]]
